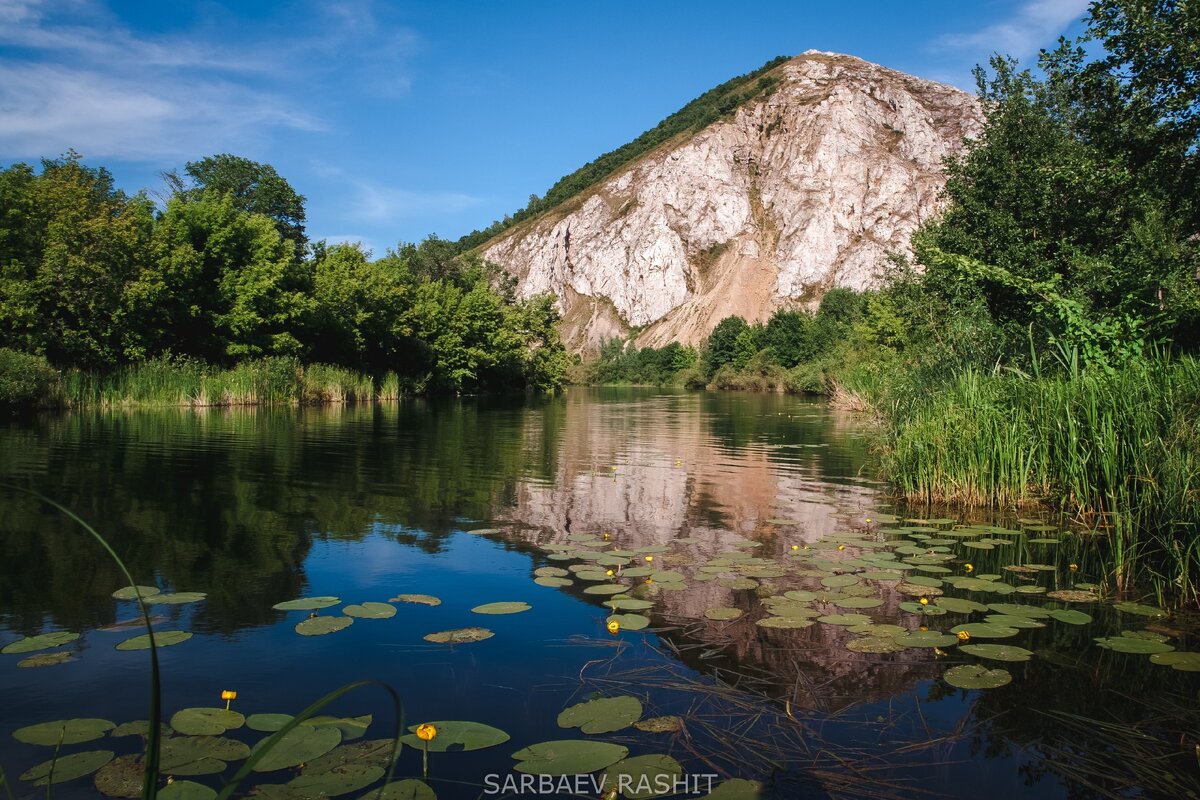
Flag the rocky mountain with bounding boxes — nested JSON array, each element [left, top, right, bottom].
[[481, 51, 983, 352]]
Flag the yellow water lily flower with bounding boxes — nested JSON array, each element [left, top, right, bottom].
[[919, 625, 929, 632], [790, 544, 799, 551], [221, 689, 237, 710], [1069, 563, 1079, 571], [919, 597, 929, 605], [416, 723, 437, 741], [606, 569, 614, 576], [964, 563, 974, 573], [837, 544, 846, 551], [956, 630, 971, 642], [607, 619, 620, 634], [644, 555, 654, 563]]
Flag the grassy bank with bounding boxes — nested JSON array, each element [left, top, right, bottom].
[[872, 354, 1200, 604], [1, 351, 411, 409]]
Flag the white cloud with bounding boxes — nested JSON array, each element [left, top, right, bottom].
[[0, 0, 418, 163], [351, 181, 480, 224], [937, 0, 1090, 61]]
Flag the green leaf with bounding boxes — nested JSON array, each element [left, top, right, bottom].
[[556, 696, 642, 734], [303, 715, 372, 741], [159, 780, 218, 800], [704, 607, 744, 621], [13, 718, 114, 746], [274, 597, 342, 611], [700, 778, 764, 799], [511, 740, 628, 775], [470, 602, 531, 615], [607, 613, 650, 630], [296, 616, 354, 636], [423, 627, 493, 644], [399, 720, 509, 752], [1094, 636, 1175, 654], [287, 765, 384, 798], [389, 595, 440, 606], [111, 585, 160, 601], [944, 664, 1012, 689], [248, 714, 294, 733], [116, 630, 193, 650], [601, 754, 683, 799], [1149, 651, 1200, 672], [959, 643, 1034, 662], [2, 631, 80, 654], [251, 726, 343, 772], [366, 780, 436, 800], [21, 750, 114, 785], [170, 708, 246, 736], [343, 603, 396, 619], [143, 592, 207, 606], [951, 623, 1021, 639]]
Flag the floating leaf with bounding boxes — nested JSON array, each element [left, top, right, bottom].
[[755, 617, 814, 629], [471, 602, 531, 615], [847, 623, 907, 636], [817, 614, 872, 626], [960, 644, 1034, 662], [94, 754, 143, 798], [18, 651, 73, 668], [288, 765, 384, 798], [701, 779, 764, 799], [582, 584, 628, 596], [161, 736, 250, 774], [704, 607, 743, 621], [305, 739, 396, 773], [1045, 590, 1098, 603], [111, 721, 172, 737], [934, 598, 989, 614], [116, 630, 192, 651], [14, 718, 114, 746], [847, 636, 906, 654], [557, 696, 642, 734], [894, 631, 958, 648], [304, 715, 372, 741], [1113, 601, 1166, 617], [343, 603, 396, 619], [951, 623, 1020, 639], [634, 716, 682, 733], [296, 616, 354, 636], [399, 720, 509, 752], [273, 597, 341, 611], [159, 781, 217, 800], [534, 577, 572, 587], [944, 664, 1012, 689], [987, 603, 1049, 619], [605, 598, 653, 611], [601, 754, 683, 799], [170, 708, 246, 736], [248, 714, 293, 732], [1047, 609, 1092, 625], [1094, 636, 1175, 654], [143, 592, 207, 606], [368, 780, 436, 800], [833, 596, 883, 609], [2, 631, 80, 654], [511, 740, 628, 775], [903, 575, 945, 588], [1149, 651, 1200, 672], [607, 613, 650, 630], [423, 627, 493, 644], [21, 750, 114, 785], [389, 595, 440, 606], [984, 614, 1044, 629], [900, 602, 946, 615], [251, 726, 343, 772], [111, 585, 160, 601]]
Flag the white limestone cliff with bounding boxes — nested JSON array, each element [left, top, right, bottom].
[[482, 52, 983, 352]]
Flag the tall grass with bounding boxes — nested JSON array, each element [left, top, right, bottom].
[[876, 353, 1200, 602], [38, 356, 397, 409]]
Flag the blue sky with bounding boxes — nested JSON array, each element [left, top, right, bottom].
[[0, 0, 1089, 255]]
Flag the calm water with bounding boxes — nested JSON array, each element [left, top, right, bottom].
[[0, 388, 1196, 800]]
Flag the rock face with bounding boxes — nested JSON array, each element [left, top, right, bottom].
[[482, 52, 983, 352]]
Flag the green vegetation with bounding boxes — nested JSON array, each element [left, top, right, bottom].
[[457, 55, 790, 250], [0, 154, 569, 408]]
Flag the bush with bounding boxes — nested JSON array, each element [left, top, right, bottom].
[[0, 348, 58, 408]]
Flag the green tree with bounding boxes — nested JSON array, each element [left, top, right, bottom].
[[183, 155, 307, 255], [703, 315, 748, 377], [764, 310, 816, 367], [309, 242, 410, 369]]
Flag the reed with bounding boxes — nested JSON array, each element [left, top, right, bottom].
[[875, 353, 1200, 603]]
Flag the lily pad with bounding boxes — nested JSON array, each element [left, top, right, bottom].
[[900, 601, 946, 615], [304, 739, 396, 773], [18, 651, 73, 668], [817, 613, 872, 626], [1047, 609, 1093, 625], [634, 716, 683, 733], [21, 750, 114, 785], [534, 577, 572, 587], [755, 616, 814, 629], [950, 623, 1020, 639], [582, 584, 629, 596], [2, 631, 80, 654], [159, 781, 218, 800], [847, 636, 906, 654], [112, 585, 160, 601], [605, 598, 653, 611], [701, 779, 764, 799], [705, 607, 744, 621], [251, 726, 343, 772], [14, 718, 115, 746], [273, 597, 342, 611], [344, 603, 397, 619], [288, 765, 385, 797], [512, 740, 628, 775], [607, 613, 650, 630], [399, 720, 509, 752], [161, 736, 251, 774], [304, 715, 373, 740], [960, 643, 1034, 662], [143, 592, 207, 606], [111, 720, 172, 737], [1045, 590, 1098, 603], [116, 630, 192, 651], [170, 708, 246, 736], [944, 664, 1012, 689], [557, 696, 642, 734], [248, 714, 294, 732], [390, 595, 440, 606], [833, 596, 883, 609], [423, 627, 493, 644], [1149, 651, 1200, 672], [93, 754, 144, 798], [894, 631, 958, 648], [933, 597, 989, 614], [984, 614, 1045, 629], [296, 616, 354, 636], [1094, 636, 1175, 654], [368, 780, 436, 800], [1113, 601, 1166, 617], [601, 754, 683, 799], [471, 602, 532, 615]]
